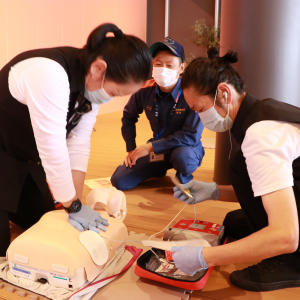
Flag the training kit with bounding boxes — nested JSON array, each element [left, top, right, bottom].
[[1, 183, 225, 299], [135, 219, 226, 290]]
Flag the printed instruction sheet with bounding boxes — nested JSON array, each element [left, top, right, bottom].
[[84, 177, 112, 189]]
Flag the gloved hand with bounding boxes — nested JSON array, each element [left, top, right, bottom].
[[68, 204, 109, 234], [173, 180, 219, 204], [171, 245, 209, 275]]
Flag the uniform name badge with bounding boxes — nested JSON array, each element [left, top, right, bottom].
[[149, 151, 164, 162]]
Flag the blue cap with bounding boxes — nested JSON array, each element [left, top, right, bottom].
[[150, 37, 185, 62]]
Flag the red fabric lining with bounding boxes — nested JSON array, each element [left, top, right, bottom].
[[135, 263, 213, 290], [135, 238, 228, 290]]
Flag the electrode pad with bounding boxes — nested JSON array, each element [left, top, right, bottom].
[[79, 231, 109, 266]]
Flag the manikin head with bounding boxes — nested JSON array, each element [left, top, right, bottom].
[[86, 187, 127, 221]]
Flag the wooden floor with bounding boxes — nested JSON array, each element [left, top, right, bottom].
[[84, 111, 300, 300], [4, 110, 300, 300]]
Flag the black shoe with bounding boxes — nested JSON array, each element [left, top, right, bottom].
[[230, 251, 300, 291]]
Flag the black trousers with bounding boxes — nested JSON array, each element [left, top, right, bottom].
[[223, 209, 252, 240], [0, 174, 55, 256]]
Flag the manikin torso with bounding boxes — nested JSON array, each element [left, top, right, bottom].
[[7, 208, 128, 287]]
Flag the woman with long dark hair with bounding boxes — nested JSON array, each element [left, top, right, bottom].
[[0, 23, 152, 258]]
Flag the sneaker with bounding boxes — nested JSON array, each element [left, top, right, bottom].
[[230, 251, 300, 291]]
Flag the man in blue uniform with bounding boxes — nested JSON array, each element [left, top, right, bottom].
[[111, 37, 204, 191]]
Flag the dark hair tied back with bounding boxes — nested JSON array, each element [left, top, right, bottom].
[[222, 49, 238, 64], [86, 23, 123, 52], [82, 23, 152, 84], [207, 47, 238, 64], [181, 47, 244, 97], [207, 47, 219, 59]]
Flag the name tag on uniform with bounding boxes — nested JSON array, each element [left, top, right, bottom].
[[149, 151, 164, 162]]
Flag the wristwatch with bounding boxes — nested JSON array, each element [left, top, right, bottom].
[[63, 199, 82, 214]]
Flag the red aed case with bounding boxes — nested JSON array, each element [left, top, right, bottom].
[[135, 248, 215, 290], [135, 220, 226, 290]]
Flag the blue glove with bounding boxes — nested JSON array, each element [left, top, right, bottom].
[[173, 180, 219, 204], [171, 245, 209, 275], [68, 204, 109, 234]]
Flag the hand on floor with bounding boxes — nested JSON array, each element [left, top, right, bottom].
[[131, 143, 154, 164], [173, 180, 219, 204], [171, 245, 209, 275], [68, 204, 109, 233]]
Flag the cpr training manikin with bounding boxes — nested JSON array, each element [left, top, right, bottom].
[[5, 187, 129, 294], [1, 185, 220, 299]]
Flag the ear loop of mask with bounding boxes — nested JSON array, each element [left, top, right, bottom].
[[86, 70, 106, 87], [213, 89, 218, 108], [216, 90, 232, 160], [225, 93, 233, 160], [101, 71, 106, 88]]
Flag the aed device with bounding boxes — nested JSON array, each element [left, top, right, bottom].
[[163, 219, 225, 246], [135, 219, 226, 290]]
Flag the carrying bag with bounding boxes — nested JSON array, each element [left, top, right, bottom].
[[135, 248, 214, 290], [135, 236, 227, 291]]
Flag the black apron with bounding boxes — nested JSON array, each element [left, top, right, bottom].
[[0, 47, 85, 212], [229, 93, 300, 246]]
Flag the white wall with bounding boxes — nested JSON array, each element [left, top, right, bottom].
[[0, 0, 147, 114]]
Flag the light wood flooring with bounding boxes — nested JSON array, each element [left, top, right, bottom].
[[2, 111, 300, 300], [85, 111, 300, 300]]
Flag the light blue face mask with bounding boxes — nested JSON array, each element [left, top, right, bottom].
[[84, 73, 114, 104]]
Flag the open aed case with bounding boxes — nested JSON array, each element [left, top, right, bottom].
[[135, 219, 227, 290]]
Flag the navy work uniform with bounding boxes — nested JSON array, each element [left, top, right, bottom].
[[111, 78, 204, 191]]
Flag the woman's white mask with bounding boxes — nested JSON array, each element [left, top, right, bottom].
[[152, 66, 181, 88], [199, 90, 233, 132], [84, 73, 114, 104]]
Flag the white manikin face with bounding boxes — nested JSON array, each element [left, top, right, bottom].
[[86, 187, 127, 221]]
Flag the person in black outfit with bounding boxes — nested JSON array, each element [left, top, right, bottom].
[[0, 23, 152, 258], [171, 47, 300, 292]]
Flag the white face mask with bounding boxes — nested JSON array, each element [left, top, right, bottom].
[[199, 90, 233, 132], [84, 73, 114, 104], [152, 66, 180, 88]]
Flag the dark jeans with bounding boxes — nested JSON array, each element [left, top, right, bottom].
[[0, 174, 55, 256], [111, 145, 204, 191]]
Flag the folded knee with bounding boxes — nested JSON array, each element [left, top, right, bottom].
[[171, 148, 192, 170], [111, 174, 128, 191]]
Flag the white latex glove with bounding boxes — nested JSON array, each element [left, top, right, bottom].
[[173, 180, 219, 204], [171, 245, 209, 275]]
